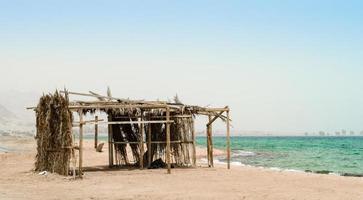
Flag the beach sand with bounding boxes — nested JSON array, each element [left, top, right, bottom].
[[1, 136, 362, 200]]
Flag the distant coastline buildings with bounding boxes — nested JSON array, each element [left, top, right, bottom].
[[303, 130, 363, 136]]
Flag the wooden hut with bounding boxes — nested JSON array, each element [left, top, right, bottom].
[[28, 89, 231, 178]]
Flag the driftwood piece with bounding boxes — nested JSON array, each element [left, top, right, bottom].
[[96, 143, 104, 152]]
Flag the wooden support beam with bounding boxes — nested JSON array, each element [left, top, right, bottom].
[[206, 107, 227, 127], [112, 140, 192, 144], [88, 91, 106, 101], [226, 109, 231, 169], [107, 115, 114, 167], [71, 124, 76, 180], [111, 120, 114, 167], [196, 111, 231, 122], [73, 120, 174, 126], [94, 116, 98, 149], [139, 112, 144, 169], [208, 115, 214, 167], [78, 110, 84, 178], [191, 118, 196, 167], [149, 115, 193, 119], [60, 90, 145, 103], [68, 104, 168, 110], [166, 107, 171, 174], [206, 120, 210, 167], [205, 108, 230, 112], [147, 122, 152, 167], [73, 118, 104, 125]]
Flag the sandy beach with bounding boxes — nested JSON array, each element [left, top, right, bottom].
[[1, 136, 363, 200]]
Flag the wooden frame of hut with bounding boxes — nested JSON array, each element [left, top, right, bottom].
[[29, 90, 231, 178]]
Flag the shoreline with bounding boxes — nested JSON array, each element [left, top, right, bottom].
[[210, 152, 363, 178]]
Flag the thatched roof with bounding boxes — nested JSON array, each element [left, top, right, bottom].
[[58, 90, 230, 122]]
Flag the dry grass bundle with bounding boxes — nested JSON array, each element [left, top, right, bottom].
[[34, 91, 73, 175], [170, 116, 193, 165]]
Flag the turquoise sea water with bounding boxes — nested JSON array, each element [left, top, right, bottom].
[[197, 136, 363, 176]]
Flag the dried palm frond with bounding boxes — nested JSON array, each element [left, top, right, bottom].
[[35, 91, 73, 175]]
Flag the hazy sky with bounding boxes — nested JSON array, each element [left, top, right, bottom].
[[0, 1, 363, 133]]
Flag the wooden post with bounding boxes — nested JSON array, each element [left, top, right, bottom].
[[107, 115, 114, 167], [139, 111, 144, 169], [191, 118, 196, 167], [78, 110, 84, 178], [147, 122, 152, 167], [111, 128, 114, 166], [208, 115, 214, 167], [226, 109, 230, 169], [206, 123, 210, 167], [94, 115, 98, 149], [166, 107, 171, 174]]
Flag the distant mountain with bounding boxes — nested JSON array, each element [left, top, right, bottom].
[[0, 103, 34, 137], [0, 90, 39, 122], [0, 104, 17, 120]]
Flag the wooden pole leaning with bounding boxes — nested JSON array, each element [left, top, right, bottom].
[[226, 108, 231, 169], [78, 110, 84, 178], [166, 107, 171, 174], [206, 107, 228, 127]]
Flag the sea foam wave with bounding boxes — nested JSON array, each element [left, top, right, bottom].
[[0, 146, 10, 153], [214, 157, 363, 177], [232, 150, 256, 157]]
